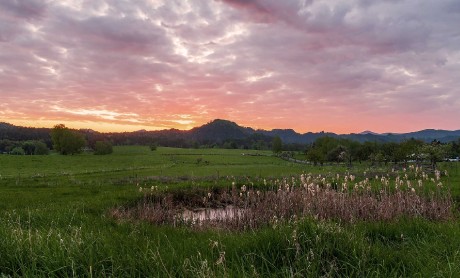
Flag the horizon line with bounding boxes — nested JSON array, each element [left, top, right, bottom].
[[2, 119, 459, 136]]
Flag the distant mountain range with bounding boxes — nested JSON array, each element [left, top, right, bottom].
[[1, 119, 460, 146]]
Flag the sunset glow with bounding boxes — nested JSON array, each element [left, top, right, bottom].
[[1, 0, 459, 133]]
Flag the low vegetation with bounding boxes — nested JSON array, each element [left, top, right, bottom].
[[94, 141, 113, 155], [0, 146, 459, 277], [112, 167, 452, 231]]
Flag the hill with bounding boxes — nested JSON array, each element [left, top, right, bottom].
[[1, 120, 460, 147]]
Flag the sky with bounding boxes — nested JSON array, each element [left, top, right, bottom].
[[1, 0, 459, 134]]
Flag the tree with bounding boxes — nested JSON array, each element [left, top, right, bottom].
[[149, 142, 158, 151], [94, 141, 113, 155], [10, 147, 25, 155], [20, 140, 49, 155], [326, 145, 347, 163], [307, 148, 325, 166], [381, 142, 398, 165], [420, 142, 449, 168], [51, 124, 86, 155], [395, 138, 424, 165], [272, 136, 282, 153], [22, 141, 36, 155], [50, 124, 66, 153], [33, 141, 49, 155]]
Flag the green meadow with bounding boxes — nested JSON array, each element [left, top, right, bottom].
[[0, 146, 459, 277]]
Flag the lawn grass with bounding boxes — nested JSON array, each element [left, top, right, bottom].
[[0, 146, 459, 277]]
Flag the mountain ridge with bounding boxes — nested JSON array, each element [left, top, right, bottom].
[[1, 119, 460, 145]]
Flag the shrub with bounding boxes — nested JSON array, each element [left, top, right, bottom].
[[94, 141, 113, 155], [33, 141, 49, 155], [10, 147, 25, 155]]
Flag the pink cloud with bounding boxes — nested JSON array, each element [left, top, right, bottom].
[[0, 0, 459, 134]]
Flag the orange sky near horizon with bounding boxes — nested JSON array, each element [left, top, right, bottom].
[[1, 1, 459, 134]]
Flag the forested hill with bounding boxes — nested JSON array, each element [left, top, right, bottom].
[[1, 120, 460, 148]]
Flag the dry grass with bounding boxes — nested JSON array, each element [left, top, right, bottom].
[[110, 167, 452, 230]]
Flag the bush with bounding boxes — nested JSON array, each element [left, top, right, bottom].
[[33, 141, 49, 155], [10, 147, 25, 155], [94, 141, 113, 155], [149, 142, 158, 151]]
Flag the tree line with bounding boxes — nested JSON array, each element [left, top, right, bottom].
[[0, 124, 112, 155], [301, 136, 458, 168], [1, 124, 459, 165]]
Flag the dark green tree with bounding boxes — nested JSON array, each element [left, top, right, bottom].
[[307, 148, 325, 166], [94, 141, 113, 155], [20, 140, 49, 155], [272, 136, 282, 153], [326, 145, 347, 163], [10, 147, 25, 155], [149, 142, 158, 151], [51, 124, 86, 155], [22, 141, 36, 155], [33, 141, 49, 155]]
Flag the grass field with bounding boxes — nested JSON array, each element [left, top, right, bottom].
[[0, 146, 459, 277]]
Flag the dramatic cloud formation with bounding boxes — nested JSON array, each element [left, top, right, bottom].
[[1, 0, 459, 133]]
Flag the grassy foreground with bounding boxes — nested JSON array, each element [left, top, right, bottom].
[[0, 146, 459, 277]]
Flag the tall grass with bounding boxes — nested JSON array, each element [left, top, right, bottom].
[[112, 167, 452, 231], [0, 147, 459, 277]]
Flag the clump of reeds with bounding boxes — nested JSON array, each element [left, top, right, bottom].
[[109, 167, 452, 231]]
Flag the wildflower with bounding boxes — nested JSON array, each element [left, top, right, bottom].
[[207, 192, 211, 198], [210, 240, 219, 248], [139, 187, 143, 192], [435, 170, 441, 181], [216, 251, 225, 265]]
